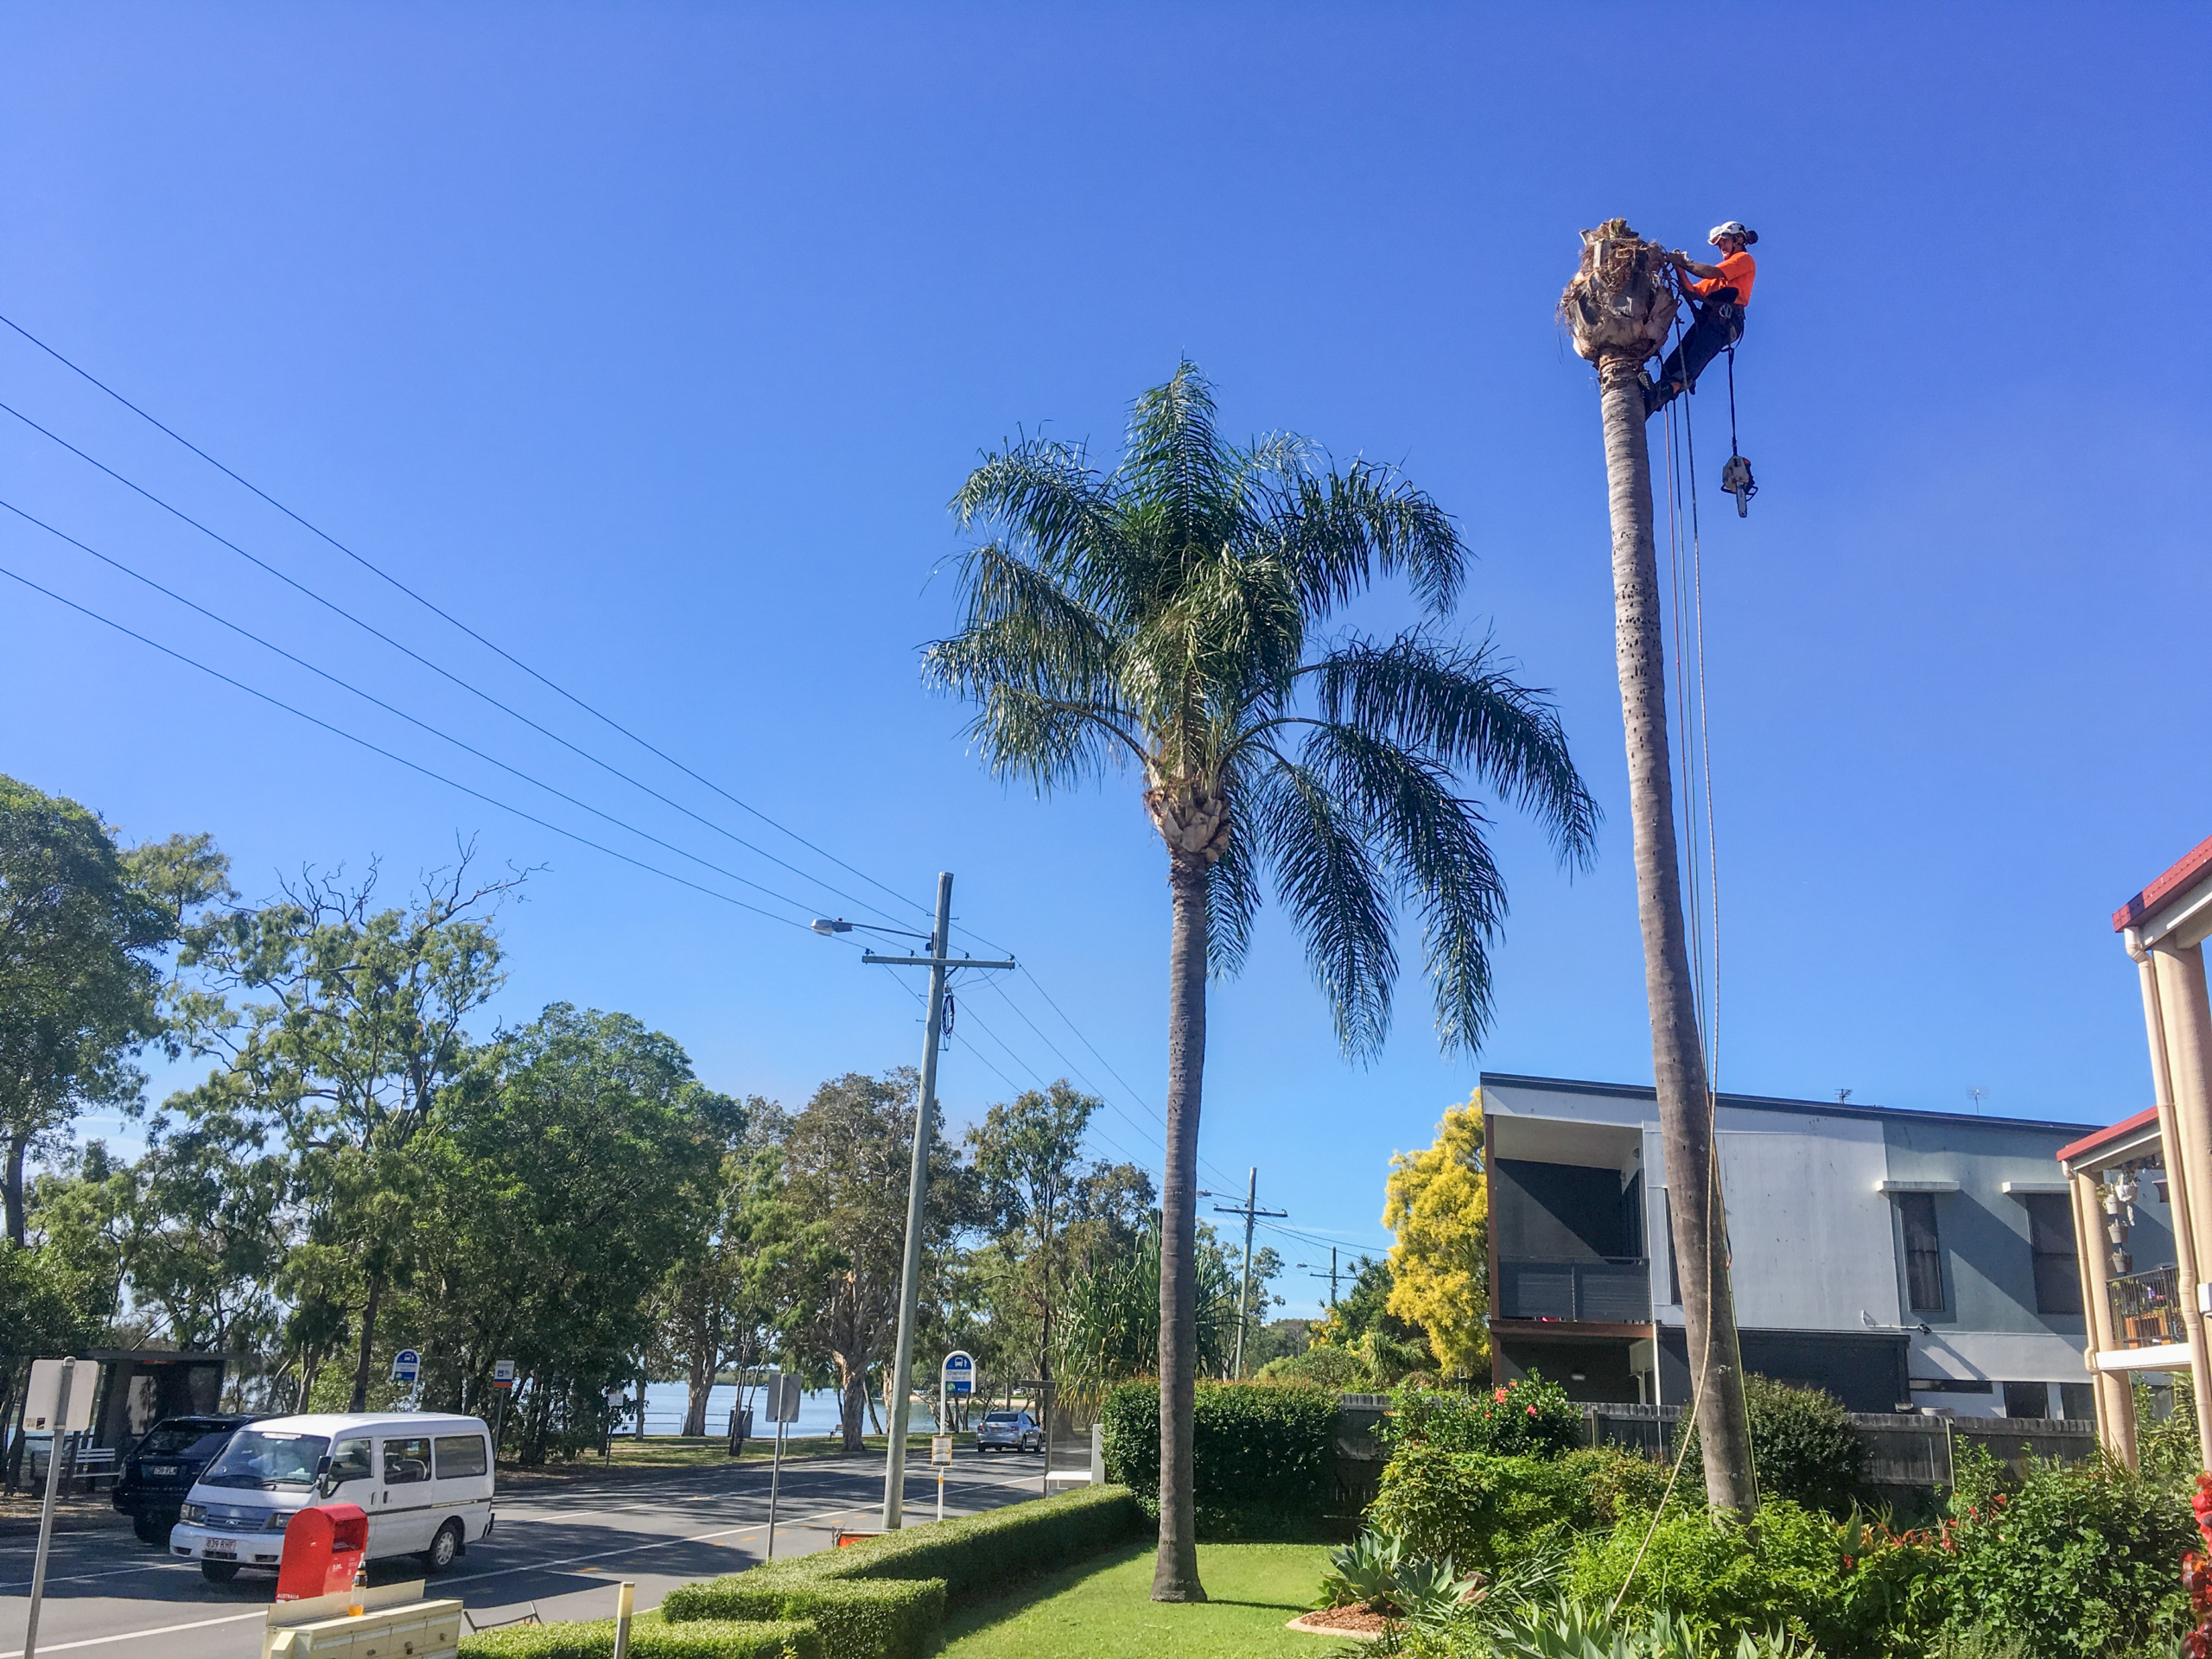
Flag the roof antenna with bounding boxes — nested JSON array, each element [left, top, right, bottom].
[[1836, 1089, 1852, 1103], [1969, 1086, 1986, 1116]]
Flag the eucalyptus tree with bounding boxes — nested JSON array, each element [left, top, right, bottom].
[[175, 851, 518, 1410], [926, 365, 1598, 1599], [0, 773, 227, 1243]]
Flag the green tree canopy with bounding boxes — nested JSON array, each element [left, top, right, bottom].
[[0, 773, 226, 1243]]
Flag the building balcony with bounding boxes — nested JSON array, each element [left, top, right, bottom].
[[2109, 1263, 2187, 1349], [1498, 1257, 1652, 1324]]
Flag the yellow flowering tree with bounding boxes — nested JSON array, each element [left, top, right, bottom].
[[1382, 1092, 1490, 1376]]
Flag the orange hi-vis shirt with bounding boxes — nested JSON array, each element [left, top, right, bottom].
[[1689, 249, 1756, 305]]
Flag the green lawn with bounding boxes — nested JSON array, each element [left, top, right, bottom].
[[936, 1541, 1336, 1659]]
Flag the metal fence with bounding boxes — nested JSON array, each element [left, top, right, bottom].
[[2110, 1264, 2187, 1348]]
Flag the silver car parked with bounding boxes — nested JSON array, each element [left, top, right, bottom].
[[975, 1410, 1042, 1453]]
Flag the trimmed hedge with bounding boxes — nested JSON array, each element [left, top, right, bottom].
[[658, 1484, 1143, 1659], [1100, 1379, 1337, 1535], [461, 1613, 817, 1659]]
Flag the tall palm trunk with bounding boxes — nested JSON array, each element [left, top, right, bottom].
[[1596, 346, 1758, 1516], [1153, 846, 1208, 1601]]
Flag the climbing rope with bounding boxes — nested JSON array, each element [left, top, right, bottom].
[[1721, 348, 1757, 516]]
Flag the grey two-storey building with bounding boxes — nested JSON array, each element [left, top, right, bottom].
[[1481, 1073, 2126, 1417]]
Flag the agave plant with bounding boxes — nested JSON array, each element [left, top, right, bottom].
[[1320, 1532, 1407, 1610]]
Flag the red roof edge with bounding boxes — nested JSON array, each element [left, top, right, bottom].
[[2113, 835, 2212, 932], [2056, 1105, 2159, 1167]]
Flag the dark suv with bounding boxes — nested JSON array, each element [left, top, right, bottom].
[[113, 1415, 257, 1544]]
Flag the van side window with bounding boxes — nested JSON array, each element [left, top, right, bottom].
[[383, 1436, 432, 1484], [434, 1435, 488, 1478], [328, 1438, 373, 1484]]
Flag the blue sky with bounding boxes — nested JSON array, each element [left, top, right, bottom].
[[4, 4, 2207, 1316]]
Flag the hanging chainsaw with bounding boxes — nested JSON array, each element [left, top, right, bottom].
[[1720, 347, 1757, 517]]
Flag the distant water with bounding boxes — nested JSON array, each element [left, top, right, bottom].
[[626, 1380, 855, 1440]]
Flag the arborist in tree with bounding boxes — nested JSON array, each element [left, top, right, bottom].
[[1643, 221, 1757, 416]]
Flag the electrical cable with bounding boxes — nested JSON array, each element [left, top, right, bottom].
[[0, 309, 938, 926], [1, 497, 859, 925], [0, 558, 837, 938], [0, 391, 915, 932]]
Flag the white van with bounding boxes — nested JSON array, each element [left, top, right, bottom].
[[169, 1413, 495, 1583]]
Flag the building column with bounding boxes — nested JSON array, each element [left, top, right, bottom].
[[2145, 944, 2212, 1467], [2072, 1167, 2137, 1465]]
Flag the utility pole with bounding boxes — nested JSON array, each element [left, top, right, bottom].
[[823, 874, 1014, 1530], [1212, 1168, 1285, 1379], [1297, 1248, 1340, 1306]]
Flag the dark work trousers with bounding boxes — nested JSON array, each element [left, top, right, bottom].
[[1651, 287, 1745, 409]]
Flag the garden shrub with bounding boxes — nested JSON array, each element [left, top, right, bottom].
[[655, 1486, 1141, 1659], [1677, 1376, 1866, 1516], [462, 1614, 818, 1659], [1380, 1374, 1580, 1460], [1942, 1459, 2195, 1659], [1570, 1497, 1951, 1657], [1558, 1445, 1678, 1526], [1255, 1343, 1368, 1392], [1369, 1446, 1588, 1572], [1099, 1378, 1338, 1535]]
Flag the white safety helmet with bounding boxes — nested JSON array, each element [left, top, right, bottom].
[[1707, 221, 1758, 247]]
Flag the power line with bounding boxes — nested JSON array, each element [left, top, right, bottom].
[[1, 497, 852, 924], [0, 559, 840, 938], [0, 309, 933, 925], [0, 393, 912, 932]]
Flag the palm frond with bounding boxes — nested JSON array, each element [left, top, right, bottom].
[[1301, 723, 1507, 1054], [1311, 631, 1599, 869], [1205, 753, 1264, 976], [1268, 460, 1468, 619], [1252, 754, 1396, 1056], [924, 542, 1120, 702]]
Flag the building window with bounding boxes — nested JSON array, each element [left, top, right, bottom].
[[1900, 1192, 1945, 1313], [2022, 1193, 2084, 1315], [2001, 1381, 2051, 1420], [2060, 1382, 2094, 1421]]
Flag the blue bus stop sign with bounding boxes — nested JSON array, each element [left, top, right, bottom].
[[941, 1351, 974, 1395], [391, 1349, 421, 1384]]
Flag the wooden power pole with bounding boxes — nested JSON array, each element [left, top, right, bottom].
[[1560, 219, 1757, 1514]]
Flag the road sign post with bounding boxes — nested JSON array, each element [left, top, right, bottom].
[[22, 1356, 92, 1659], [489, 1360, 515, 1456], [763, 1372, 800, 1560], [938, 1351, 973, 1433]]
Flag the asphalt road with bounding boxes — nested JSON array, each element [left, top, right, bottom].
[[0, 1451, 1060, 1659]]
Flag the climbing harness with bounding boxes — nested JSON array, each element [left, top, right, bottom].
[[1719, 347, 1757, 518]]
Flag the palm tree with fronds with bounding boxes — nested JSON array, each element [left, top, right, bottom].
[[924, 364, 1598, 1602]]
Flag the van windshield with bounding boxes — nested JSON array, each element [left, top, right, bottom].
[[200, 1430, 330, 1489]]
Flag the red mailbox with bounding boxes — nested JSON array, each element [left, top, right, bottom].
[[275, 1503, 369, 1602]]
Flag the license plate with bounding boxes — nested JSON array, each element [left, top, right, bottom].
[[203, 1539, 236, 1558], [145, 1465, 178, 1478]]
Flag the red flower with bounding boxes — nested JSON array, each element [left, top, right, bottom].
[[1494, 1389, 1510, 1403], [1526, 1405, 1537, 1416]]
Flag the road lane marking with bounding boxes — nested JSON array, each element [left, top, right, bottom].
[[0, 1609, 266, 1658]]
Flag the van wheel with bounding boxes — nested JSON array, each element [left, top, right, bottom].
[[200, 1560, 240, 1584], [420, 1521, 463, 1574]]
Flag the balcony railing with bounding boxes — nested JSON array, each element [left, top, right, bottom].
[[2109, 1263, 2186, 1349], [1498, 1257, 1652, 1324]]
